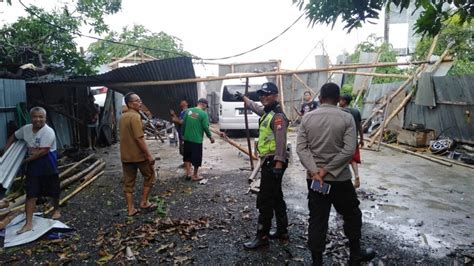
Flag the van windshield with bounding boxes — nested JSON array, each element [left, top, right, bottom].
[[222, 85, 261, 102]]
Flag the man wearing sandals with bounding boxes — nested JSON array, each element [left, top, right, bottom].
[[4, 106, 61, 234], [339, 94, 364, 188], [182, 98, 215, 181], [120, 92, 157, 216]]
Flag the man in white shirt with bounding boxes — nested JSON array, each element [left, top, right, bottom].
[[4, 106, 60, 234]]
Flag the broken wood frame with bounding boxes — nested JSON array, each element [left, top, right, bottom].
[[363, 35, 440, 143], [367, 44, 451, 148]]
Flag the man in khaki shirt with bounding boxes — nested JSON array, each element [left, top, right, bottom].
[[120, 92, 156, 217], [296, 83, 375, 265]]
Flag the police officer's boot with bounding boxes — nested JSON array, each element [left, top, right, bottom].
[[269, 215, 289, 240], [243, 233, 269, 249], [348, 239, 376, 265], [311, 251, 323, 266]]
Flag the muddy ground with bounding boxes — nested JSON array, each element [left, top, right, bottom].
[[0, 131, 472, 265]]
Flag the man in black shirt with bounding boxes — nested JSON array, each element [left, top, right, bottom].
[[339, 94, 364, 188], [296, 91, 318, 116]]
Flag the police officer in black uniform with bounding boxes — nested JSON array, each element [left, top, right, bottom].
[[236, 82, 289, 249]]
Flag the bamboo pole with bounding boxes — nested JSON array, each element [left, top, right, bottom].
[[361, 36, 440, 130], [368, 46, 451, 147], [1, 159, 103, 215], [60, 159, 104, 189], [209, 128, 257, 160], [368, 91, 413, 147], [376, 96, 389, 151], [331, 71, 408, 79], [45, 171, 105, 215], [38, 59, 453, 89], [243, 78, 254, 170], [57, 162, 76, 171], [292, 74, 316, 95], [59, 153, 95, 178], [290, 75, 297, 120], [425, 155, 474, 170], [377, 142, 452, 167]]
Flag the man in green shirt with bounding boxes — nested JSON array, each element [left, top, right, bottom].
[[182, 98, 215, 181]]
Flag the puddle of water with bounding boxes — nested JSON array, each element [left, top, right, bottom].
[[365, 219, 450, 257]]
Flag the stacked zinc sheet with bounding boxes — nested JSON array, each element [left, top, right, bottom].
[[0, 140, 27, 190]]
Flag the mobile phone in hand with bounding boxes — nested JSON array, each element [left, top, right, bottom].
[[311, 180, 331, 195]]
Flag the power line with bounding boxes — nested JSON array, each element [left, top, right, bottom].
[[18, 0, 304, 62]]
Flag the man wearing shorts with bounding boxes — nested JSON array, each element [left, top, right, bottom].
[[4, 106, 60, 234], [120, 92, 157, 216], [339, 94, 364, 188], [182, 98, 215, 181]]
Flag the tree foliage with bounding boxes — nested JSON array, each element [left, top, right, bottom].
[[0, 0, 122, 76], [294, 0, 473, 37], [87, 24, 192, 63], [414, 16, 473, 75]]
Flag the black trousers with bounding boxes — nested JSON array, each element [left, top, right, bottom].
[[307, 179, 362, 253], [256, 159, 288, 236]]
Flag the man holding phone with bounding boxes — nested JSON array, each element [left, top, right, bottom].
[[296, 83, 375, 265]]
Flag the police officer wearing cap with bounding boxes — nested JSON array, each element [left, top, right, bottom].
[[235, 82, 289, 249]]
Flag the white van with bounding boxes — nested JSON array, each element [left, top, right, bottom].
[[219, 74, 268, 131]]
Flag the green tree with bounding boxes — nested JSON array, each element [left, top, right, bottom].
[[414, 16, 474, 75], [0, 0, 121, 76], [87, 24, 192, 62], [293, 0, 473, 37]]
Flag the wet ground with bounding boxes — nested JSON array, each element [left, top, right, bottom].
[[0, 130, 472, 264]]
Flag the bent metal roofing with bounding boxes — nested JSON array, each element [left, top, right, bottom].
[[27, 57, 198, 119]]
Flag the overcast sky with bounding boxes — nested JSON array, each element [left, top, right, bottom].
[[1, 0, 387, 72]]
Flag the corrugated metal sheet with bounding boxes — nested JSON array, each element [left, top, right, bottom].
[[28, 57, 197, 120], [405, 74, 474, 144], [353, 52, 377, 93], [361, 81, 406, 119], [0, 79, 26, 147], [0, 140, 27, 190]]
